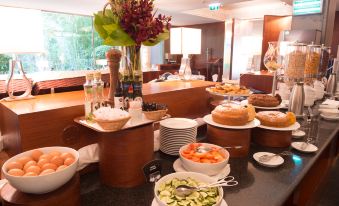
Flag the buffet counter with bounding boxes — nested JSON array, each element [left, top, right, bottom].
[[79, 112, 338, 206]]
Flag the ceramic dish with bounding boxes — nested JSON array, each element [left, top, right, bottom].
[[151, 198, 228, 206], [292, 130, 306, 138], [320, 113, 339, 121], [257, 122, 300, 131], [203, 114, 260, 129], [160, 118, 198, 129], [253, 152, 284, 167], [291, 142, 318, 153], [173, 159, 231, 181]]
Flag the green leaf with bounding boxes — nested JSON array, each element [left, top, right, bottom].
[[142, 29, 170, 46], [103, 24, 118, 35]]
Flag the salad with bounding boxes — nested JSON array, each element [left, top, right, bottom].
[[157, 177, 220, 206]]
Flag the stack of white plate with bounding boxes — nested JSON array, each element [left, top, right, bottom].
[[159, 118, 198, 155]]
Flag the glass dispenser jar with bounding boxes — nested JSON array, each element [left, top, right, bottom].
[[319, 45, 331, 77], [304, 44, 321, 85], [284, 43, 307, 87]]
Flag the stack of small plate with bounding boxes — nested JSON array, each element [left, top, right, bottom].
[[159, 118, 198, 155]]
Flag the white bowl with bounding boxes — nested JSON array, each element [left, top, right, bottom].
[[154, 172, 224, 206], [2, 146, 79, 194], [179, 143, 229, 176]]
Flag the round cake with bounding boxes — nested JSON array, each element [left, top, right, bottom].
[[212, 104, 249, 126], [248, 94, 282, 107], [256, 111, 296, 127]]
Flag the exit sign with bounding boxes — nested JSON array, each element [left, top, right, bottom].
[[209, 3, 221, 11], [293, 0, 323, 16]]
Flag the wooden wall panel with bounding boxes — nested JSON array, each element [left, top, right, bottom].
[[331, 11, 339, 58], [261, 15, 292, 70]]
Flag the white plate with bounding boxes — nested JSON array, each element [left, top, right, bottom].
[[173, 159, 231, 181], [151, 198, 228, 206], [258, 122, 300, 131], [160, 118, 198, 129], [292, 130, 306, 138], [203, 114, 260, 129], [320, 113, 339, 121], [253, 152, 284, 167], [291, 142, 318, 153], [241, 99, 283, 110]]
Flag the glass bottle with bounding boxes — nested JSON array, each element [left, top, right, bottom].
[[83, 73, 94, 120], [133, 69, 143, 102], [93, 71, 104, 110], [263, 42, 282, 96], [114, 76, 124, 110], [319, 45, 331, 78]]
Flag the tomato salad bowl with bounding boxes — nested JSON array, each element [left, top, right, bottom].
[[179, 143, 229, 176]]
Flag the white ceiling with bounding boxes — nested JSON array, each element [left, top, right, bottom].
[[0, 0, 337, 25]]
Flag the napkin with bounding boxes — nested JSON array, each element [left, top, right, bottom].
[[154, 130, 160, 152], [319, 99, 339, 109], [77, 143, 99, 171]]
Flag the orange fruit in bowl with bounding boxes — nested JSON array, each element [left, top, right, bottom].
[[8, 169, 25, 176], [40, 169, 55, 176], [41, 163, 57, 171], [26, 165, 41, 174], [17, 156, 33, 166], [64, 157, 75, 166], [23, 172, 38, 177], [50, 156, 64, 167], [31, 149, 43, 161], [37, 159, 49, 168], [23, 160, 37, 172], [7, 161, 23, 171]]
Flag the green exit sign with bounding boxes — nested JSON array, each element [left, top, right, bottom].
[[209, 3, 221, 11], [293, 0, 323, 15]]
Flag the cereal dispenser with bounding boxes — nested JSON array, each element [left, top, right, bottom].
[[284, 43, 307, 87], [304, 44, 321, 85]]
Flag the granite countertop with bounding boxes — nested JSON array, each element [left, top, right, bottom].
[[80, 112, 339, 206]]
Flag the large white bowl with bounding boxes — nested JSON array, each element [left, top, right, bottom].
[[154, 172, 224, 206], [2, 146, 79, 194], [179, 143, 229, 176]]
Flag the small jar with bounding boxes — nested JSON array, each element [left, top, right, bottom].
[[304, 44, 321, 84], [319, 45, 331, 76]]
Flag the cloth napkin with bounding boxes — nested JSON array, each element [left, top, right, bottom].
[[77, 143, 99, 171], [319, 99, 339, 109]]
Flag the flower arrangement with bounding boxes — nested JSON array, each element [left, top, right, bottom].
[[94, 0, 171, 47]]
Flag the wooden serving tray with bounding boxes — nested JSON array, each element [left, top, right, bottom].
[[74, 115, 154, 133]]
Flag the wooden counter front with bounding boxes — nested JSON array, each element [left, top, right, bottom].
[[0, 81, 215, 156]]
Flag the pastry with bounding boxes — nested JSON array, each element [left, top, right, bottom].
[[208, 83, 250, 95], [248, 94, 282, 107], [212, 104, 251, 126], [256, 111, 296, 127]]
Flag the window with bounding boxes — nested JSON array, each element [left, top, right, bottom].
[[0, 6, 112, 75]]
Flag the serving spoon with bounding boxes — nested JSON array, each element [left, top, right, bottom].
[[175, 176, 238, 197], [196, 145, 243, 153]]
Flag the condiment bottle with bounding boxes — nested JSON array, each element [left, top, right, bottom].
[[93, 71, 104, 110], [114, 76, 124, 110], [83, 73, 94, 120]]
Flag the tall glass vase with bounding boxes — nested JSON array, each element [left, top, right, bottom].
[[263, 42, 282, 96], [121, 46, 143, 108]]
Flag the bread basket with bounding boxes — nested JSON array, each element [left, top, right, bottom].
[[143, 109, 167, 121], [94, 115, 131, 131]]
